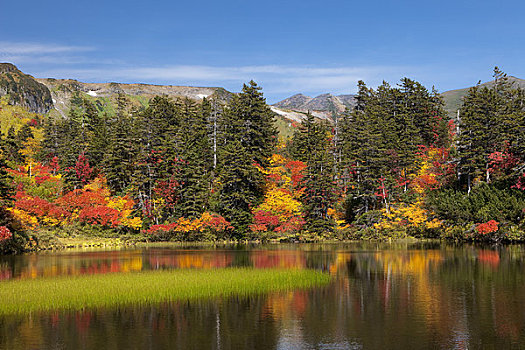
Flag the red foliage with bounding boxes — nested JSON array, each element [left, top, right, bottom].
[[207, 214, 233, 232], [285, 160, 306, 188], [14, 192, 70, 221], [374, 177, 388, 199], [147, 222, 178, 234], [77, 206, 121, 227], [35, 175, 52, 185], [49, 156, 60, 174], [75, 153, 94, 185], [56, 189, 107, 212], [153, 179, 180, 208], [475, 220, 499, 235], [488, 147, 519, 175], [250, 210, 304, 233], [274, 216, 305, 233], [0, 226, 12, 242], [514, 173, 525, 191], [252, 210, 280, 229]]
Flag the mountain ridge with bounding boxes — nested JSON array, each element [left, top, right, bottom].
[[36, 77, 234, 118], [0, 63, 53, 113]]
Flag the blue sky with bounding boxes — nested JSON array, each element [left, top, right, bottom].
[[1, 0, 524, 103]]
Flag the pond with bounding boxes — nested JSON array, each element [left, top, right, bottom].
[[1, 242, 524, 349]]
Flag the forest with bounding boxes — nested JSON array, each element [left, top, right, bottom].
[[0, 68, 524, 253]]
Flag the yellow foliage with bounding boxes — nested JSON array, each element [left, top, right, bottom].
[[175, 216, 204, 233], [83, 176, 111, 198], [107, 197, 129, 211], [119, 215, 143, 230], [269, 153, 287, 165], [374, 201, 442, 231], [0, 98, 41, 134], [7, 208, 38, 230], [257, 188, 302, 218]]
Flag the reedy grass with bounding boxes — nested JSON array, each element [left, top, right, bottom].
[[0, 268, 330, 315]]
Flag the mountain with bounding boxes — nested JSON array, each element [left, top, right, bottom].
[[37, 78, 233, 118], [0, 63, 53, 113], [441, 76, 525, 117], [273, 93, 312, 110], [272, 93, 356, 121]]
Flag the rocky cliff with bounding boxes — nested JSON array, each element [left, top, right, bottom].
[[0, 63, 53, 113]]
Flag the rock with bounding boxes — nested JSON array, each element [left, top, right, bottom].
[[0, 63, 53, 113]]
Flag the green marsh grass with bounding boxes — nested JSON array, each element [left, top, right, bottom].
[[0, 268, 330, 315]]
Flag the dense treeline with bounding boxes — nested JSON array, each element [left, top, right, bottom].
[[1, 68, 524, 252]]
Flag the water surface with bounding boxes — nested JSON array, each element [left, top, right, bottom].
[[1, 242, 524, 349]]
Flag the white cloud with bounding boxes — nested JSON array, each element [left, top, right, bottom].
[[0, 42, 94, 55]]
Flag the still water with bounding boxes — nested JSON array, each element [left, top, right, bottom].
[[1, 242, 524, 349]]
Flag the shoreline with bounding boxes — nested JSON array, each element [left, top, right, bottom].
[[14, 233, 509, 255]]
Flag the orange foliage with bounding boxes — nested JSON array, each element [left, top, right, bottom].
[[475, 220, 499, 235]]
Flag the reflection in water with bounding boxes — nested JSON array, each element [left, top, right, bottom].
[[1, 243, 525, 349]]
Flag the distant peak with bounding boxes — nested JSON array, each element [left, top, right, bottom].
[[0, 62, 20, 74], [313, 93, 333, 98]]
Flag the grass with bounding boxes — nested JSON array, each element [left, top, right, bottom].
[[0, 268, 331, 315]]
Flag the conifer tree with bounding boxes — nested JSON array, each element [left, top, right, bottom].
[[103, 114, 134, 194], [219, 81, 277, 168], [292, 114, 336, 233], [216, 81, 277, 233], [0, 137, 14, 228], [131, 96, 180, 222], [217, 140, 263, 235], [176, 98, 213, 218]]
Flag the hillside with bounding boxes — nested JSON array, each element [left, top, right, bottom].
[[0, 63, 53, 113], [0, 63, 299, 139], [273, 93, 356, 120], [37, 78, 234, 118], [441, 76, 525, 117]]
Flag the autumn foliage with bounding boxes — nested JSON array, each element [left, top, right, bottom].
[[476, 220, 499, 235], [0, 227, 12, 242], [147, 212, 233, 239], [7, 165, 142, 231], [250, 154, 306, 236]]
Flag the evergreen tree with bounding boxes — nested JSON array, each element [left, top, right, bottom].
[[103, 114, 134, 194], [458, 81, 506, 190], [457, 67, 525, 191], [293, 114, 336, 233], [219, 81, 277, 168], [39, 116, 61, 162], [176, 98, 213, 218], [0, 137, 14, 228], [131, 96, 180, 223], [216, 81, 277, 233], [217, 140, 263, 236]]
